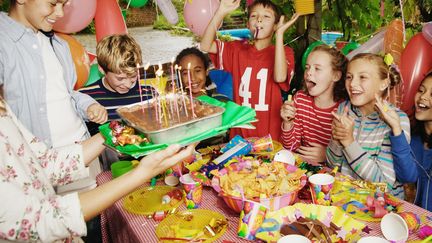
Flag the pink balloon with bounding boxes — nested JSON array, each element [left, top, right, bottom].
[[400, 33, 432, 117], [184, 0, 220, 37], [422, 22, 432, 45], [53, 0, 97, 33], [346, 29, 386, 60], [94, 0, 127, 42]]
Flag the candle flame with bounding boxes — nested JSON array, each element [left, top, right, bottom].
[[174, 64, 178, 70], [144, 62, 150, 70], [171, 57, 175, 63], [187, 63, 191, 69]]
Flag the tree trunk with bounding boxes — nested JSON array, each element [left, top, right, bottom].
[[291, 0, 322, 92]]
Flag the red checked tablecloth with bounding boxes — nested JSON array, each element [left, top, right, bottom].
[[96, 171, 432, 243]]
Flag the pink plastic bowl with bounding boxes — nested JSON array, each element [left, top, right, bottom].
[[211, 162, 307, 213]]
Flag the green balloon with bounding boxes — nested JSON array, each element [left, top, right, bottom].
[[302, 41, 325, 70], [85, 64, 104, 87], [125, 0, 148, 8], [341, 42, 360, 55]]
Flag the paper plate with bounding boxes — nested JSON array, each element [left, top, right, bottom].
[[156, 209, 227, 243], [123, 186, 183, 215]]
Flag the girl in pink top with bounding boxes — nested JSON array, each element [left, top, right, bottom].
[[280, 45, 348, 164]]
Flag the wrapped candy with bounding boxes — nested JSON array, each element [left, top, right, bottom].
[[109, 121, 149, 146]]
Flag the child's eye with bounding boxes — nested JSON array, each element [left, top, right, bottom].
[[346, 75, 352, 80]]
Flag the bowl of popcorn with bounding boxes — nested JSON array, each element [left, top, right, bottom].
[[211, 159, 307, 213]]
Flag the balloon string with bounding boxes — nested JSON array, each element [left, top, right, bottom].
[[126, 0, 131, 10], [399, 0, 406, 43]]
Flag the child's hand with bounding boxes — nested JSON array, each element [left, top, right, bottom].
[[331, 107, 355, 147], [217, 0, 241, 16], [136, 143, 197, 180], [275, 13, 300, 37], [87, 103, 108, 124], [280, 99, 296, 129], [297, 142, 326, 165], [374, 94, 402, 136]]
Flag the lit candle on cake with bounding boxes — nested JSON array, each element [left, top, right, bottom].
[[144, 62, 152, 119], [176, 65, 188, 117], [187, 62, 196, 118], [136, 63, 144, 113], [171, 57, 180, 121], [156, 62, 168, 127]]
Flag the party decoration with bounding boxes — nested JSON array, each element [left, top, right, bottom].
[[423, 22, 432, 45], [155, 0, 178, 25], [56, 33, 90, 90], [85, 63, 105, 87], [94, 0, 127, 42], [255, 203, 365, 243], [302, 41, 324, 70], [384, 19, 404, 65], [341, 42, 360, 55], [125, 0, 148, 8], [346, 29, 386, 60], [184, 0, 220, 37], [400, 33, 432, 117], [294, 0, 314, 15], [53, 0, 97, 34]]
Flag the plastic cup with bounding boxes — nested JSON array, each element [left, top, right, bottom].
[[381, 213, 409, 242], [110, 160, 133, 178], [237, 200, 268, 240], [179, 174, 202, 209], [278, 235, 311, 243], [251, 134, 274, 153], [308, 173, 335, 206]]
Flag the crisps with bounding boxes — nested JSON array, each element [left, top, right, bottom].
[[217, 160, 306, 199]]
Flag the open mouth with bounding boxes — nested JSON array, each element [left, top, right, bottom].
[[305, 80, 317, 90], [46, 18, 56, 25], [349, 89, 363, 98], [416, 102, 430, 112]]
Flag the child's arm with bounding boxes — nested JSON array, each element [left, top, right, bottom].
[[280, 94, 300, 150], [375, 96, 418, 182], [200, 0, 240, 54], [274, 14, 299, 83]]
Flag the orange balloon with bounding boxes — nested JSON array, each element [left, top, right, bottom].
[[384, 19, 404, 108], [56, 33, 90, 90], [384, 19, 404, 65]]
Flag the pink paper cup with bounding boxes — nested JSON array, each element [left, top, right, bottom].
[[308, 173, 334, 206], [237, 200, 268, 240], [251, 134, 274, 153], [179, 174, 202, 209]]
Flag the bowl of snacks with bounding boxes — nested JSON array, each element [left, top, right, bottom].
[[211, 159, 307, 213]]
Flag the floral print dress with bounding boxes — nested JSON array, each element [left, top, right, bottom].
[[0, 104, 89, 242]]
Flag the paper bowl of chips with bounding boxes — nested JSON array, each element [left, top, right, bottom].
[[211, 159, 307, 213]]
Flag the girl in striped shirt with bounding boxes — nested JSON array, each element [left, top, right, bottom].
[[280, 45, 348, 164], [327, 53, 410, 198]]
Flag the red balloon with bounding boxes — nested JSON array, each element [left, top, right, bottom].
[[94, 0, 127, 42], [400, 33, 432, 117]]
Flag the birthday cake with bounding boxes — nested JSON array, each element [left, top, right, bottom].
[[117, 96, 225, 144]]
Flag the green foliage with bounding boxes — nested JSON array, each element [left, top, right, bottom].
[[0, 0, 10, 12]]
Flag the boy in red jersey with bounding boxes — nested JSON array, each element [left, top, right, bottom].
[[200, 0, 299, 141]]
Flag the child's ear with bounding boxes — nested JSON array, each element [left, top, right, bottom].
[[332, 71, 342, 82], [380, 78, 390, 91]]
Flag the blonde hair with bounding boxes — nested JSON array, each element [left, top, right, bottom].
[[96, 34, 142, 77], [350, 53, 402, 94]]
